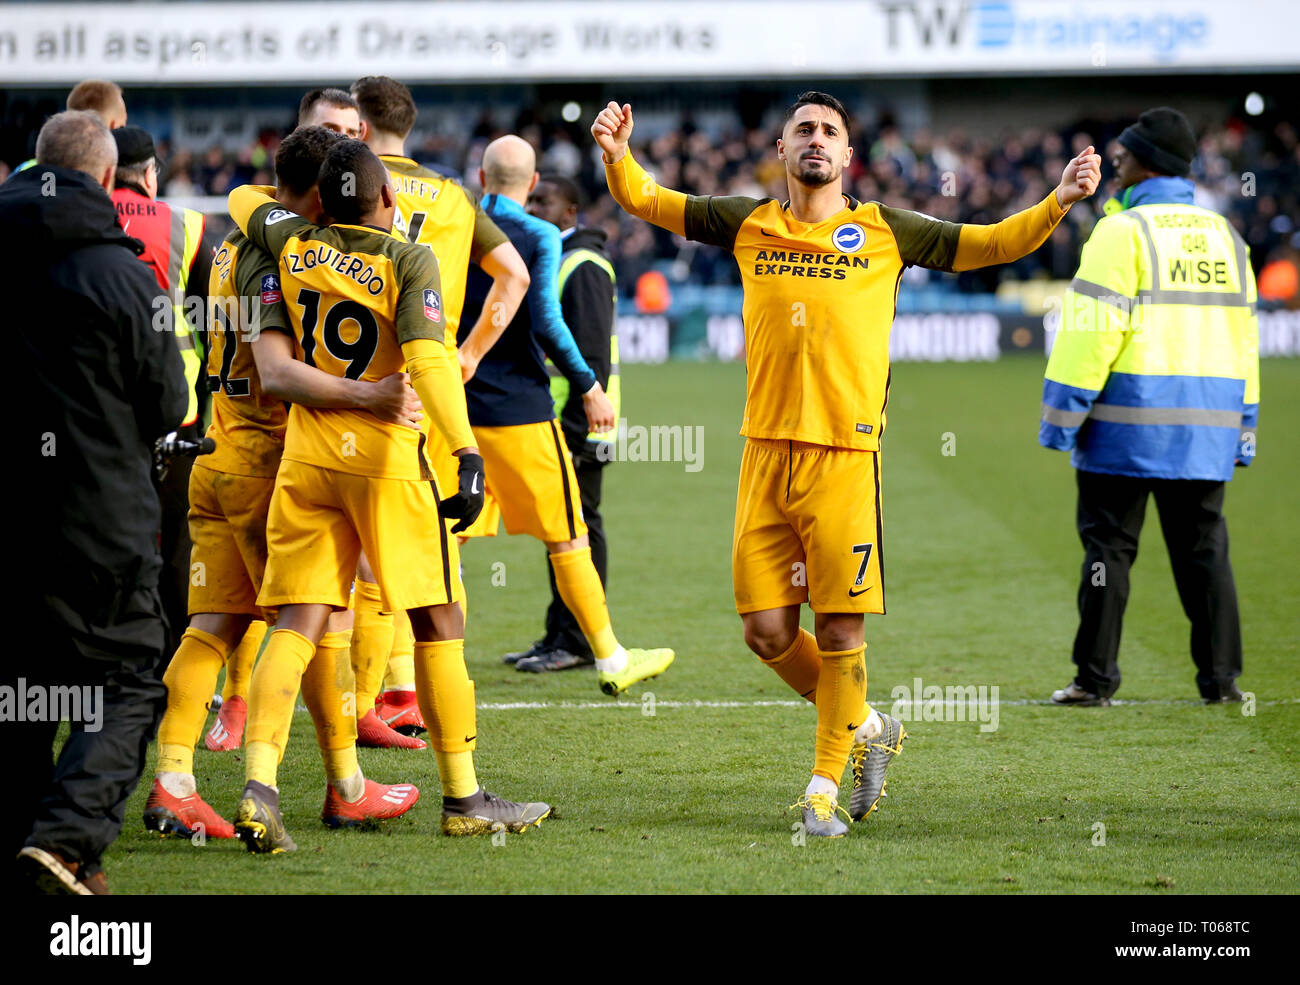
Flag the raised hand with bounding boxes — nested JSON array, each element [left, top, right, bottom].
[[1056, 145, 1102, 208], [591, 101, 634, 164]]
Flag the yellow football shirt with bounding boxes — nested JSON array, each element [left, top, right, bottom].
[[381, 156, 508, 346], [228, 188, 472, 481], [202, 230, 289, 477], [606, 151, 1066, 450]]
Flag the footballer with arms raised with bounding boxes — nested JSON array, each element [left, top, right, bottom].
[[594, 93, 1099, 836], [345, 75, 531, 743], [226, 139, 550, 851], [145, 126, 427, 842]]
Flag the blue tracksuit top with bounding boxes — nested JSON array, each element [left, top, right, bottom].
[[458, 193, 597, 427]]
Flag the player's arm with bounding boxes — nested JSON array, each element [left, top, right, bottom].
[[235, 244, 422, 427], [251, 331, 423, 428], [397, 247, 485, 531], [1038, 215, 1141, 452], [395, 247, 477, 456], [458, 237, 529, 382], [951, 147, 1100, 271], [226, 184, 314, 257], [595, 102, 761, 251]]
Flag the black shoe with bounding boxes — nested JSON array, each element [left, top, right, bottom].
[[1050, 683, 1112, 707], [503, 640, 549, 665], [516, 648, 595, 673], [1205, 683, 1245, 704]]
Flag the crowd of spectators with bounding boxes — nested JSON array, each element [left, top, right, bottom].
[[5, 99, 1297, 301]]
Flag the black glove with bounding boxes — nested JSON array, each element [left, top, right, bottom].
[[438, 453, 485, 533]]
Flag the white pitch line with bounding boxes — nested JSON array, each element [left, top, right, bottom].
[[475, 697, 1299, 711]]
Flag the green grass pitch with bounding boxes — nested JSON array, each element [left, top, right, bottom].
[[107, 356, 1299, 894]]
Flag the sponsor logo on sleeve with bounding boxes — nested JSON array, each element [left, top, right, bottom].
[[260, 273, 282, 305], [424, 289, 442, 322], [264, 208, 295, 225]]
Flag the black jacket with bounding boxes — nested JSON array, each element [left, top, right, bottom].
[[3, 165, 187, 619], [557, 226, 616, 448]]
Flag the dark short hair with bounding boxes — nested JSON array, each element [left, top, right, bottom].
[[783, 91, 850, 136], [537, 173, 582, 209], [350, 76, 417, 138], [318, 138, 389, 224], [298, 88, 359, 127], [275, 125, 345, 196]]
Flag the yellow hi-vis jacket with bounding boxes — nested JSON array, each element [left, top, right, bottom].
[[1040, 177, 1258, 481]]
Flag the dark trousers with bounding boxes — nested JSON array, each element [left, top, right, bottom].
[[7, 587, 168, 881], [1071, 469, 1243, 700], [543, 450, 607, 658], [157, 447, 195, 659]]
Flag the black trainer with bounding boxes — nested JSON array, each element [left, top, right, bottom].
[[1205, 683, 1245, 704], [1050, 683, 1112, 707], [516, 648, 595, 673], [503, 640, 549, 665]]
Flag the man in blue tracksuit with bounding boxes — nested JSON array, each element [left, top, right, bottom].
[[1040, 108, 1259, 706], [457, 135, 674, 698]]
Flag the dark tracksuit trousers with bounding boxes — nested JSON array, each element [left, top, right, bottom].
[[1071, 469, 1243, 700]]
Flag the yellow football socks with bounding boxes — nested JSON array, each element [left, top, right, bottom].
[[245, 628, 317, 788], [382, 609, 416, 693], [761, 628, 821, 702], [413, 639, 479, 798], [221, 620, 265, 704], [812, 645, 867, 783], [549, 547, 620, 661], [300, 629, 359, 789], [350, 579, 393, 718], [157, 627, 230, 775]]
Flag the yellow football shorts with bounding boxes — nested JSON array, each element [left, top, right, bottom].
[[186, 462, 275, 616], [462, 419, 587, 543], [732, 438, 885, 615], [259, 460, 460, 613]]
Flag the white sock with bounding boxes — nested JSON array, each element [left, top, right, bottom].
[[158, 771, 196, 798], [332, 768, 366, 803], [595, 645, 628, 675], [855, 708, 883, 745], [805, 774, 839, 799]]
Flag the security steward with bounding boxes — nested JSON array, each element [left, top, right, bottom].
[[111, 126, 223, 654], [1039, 108, 1259, 706], [508, 175, 621, 672], [6, 111, 187, 893]]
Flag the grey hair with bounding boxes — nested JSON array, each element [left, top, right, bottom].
[[35, 110, 117, 178]]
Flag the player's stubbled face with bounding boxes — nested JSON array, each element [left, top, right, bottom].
[[780, 105, 850, 188], [303, 106, 363, 140]]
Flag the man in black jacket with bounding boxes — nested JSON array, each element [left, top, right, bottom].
[[509, 175, 621, 672], [2, 110, 188, 894]]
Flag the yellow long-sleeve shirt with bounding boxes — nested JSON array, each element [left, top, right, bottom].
[[606, 151, 1067, 449]]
